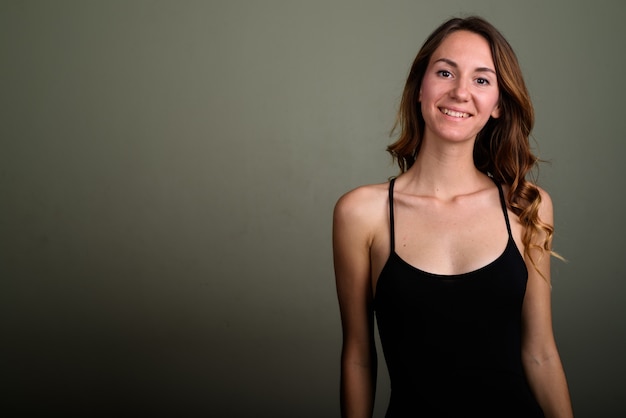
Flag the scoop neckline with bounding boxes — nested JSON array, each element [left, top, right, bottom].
[[389, 236, 517, 280]]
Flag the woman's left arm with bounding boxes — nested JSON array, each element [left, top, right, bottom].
[[521, 188, 574, 418]]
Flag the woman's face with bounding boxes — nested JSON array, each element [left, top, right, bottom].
[[419, 30, 501, 145]]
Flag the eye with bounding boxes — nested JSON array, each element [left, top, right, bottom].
[[437, 70, 452, 78], [476, 78, 490, 85]]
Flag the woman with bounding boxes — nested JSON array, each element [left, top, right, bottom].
[[333, 16, 573, 417]]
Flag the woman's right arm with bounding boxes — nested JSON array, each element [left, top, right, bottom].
[[333, 189, 377, 418]]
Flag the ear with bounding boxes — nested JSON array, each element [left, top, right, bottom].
[[418, 86, 422, 102], [491, 104, 501, 119]]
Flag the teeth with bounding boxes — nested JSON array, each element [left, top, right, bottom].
[[441, 108, 470, 118]]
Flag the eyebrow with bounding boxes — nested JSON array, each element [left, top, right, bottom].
[[434, 58, 496, 75]]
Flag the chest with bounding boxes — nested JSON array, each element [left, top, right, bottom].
[[392, 190, 525, 275]]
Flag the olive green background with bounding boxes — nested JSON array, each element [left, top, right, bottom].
[[2, 1, 625, 416]]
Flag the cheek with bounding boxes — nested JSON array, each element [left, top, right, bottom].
[[418, 75, 436, 103], [482, 93, 500, 115], [418, 83, 435, 105]]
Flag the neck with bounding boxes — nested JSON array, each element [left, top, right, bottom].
[[403, 138, 488, 199]]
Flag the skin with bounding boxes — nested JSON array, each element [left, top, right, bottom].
[[333, 31, 573, 417]]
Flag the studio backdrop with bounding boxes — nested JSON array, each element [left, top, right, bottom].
[[2, 1, 625, 416]]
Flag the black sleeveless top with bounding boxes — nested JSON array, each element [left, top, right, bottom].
[[374, 178, 545, 417]]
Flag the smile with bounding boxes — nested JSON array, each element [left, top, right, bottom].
[[440, 108, 471, 118]]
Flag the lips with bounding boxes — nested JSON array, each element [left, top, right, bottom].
[[440, 107, 471, 118]]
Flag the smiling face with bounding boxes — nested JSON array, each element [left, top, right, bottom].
[[419, 30, 501, 145]]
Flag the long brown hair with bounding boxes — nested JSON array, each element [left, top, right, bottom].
[[388, 16, 556, 274]]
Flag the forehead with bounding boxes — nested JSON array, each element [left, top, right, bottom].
[[430, 30, 495, 68]]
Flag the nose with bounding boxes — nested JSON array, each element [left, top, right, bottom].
[[450, 79, 470, 101]]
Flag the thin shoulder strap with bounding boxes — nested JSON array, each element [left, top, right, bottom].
[[494, 180, 513, 239], [388, 178, 396, 252]]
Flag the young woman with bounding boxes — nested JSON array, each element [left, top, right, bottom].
[[333, 16, 573, 417]]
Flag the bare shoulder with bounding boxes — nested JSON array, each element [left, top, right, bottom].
[[333, 182, 390, 240], [502, 183, 554, 221], [501, 183, 555, 246], [536, 185, 554, 224], [335, 183, 389, 212], [335, 183, 389, 215]]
